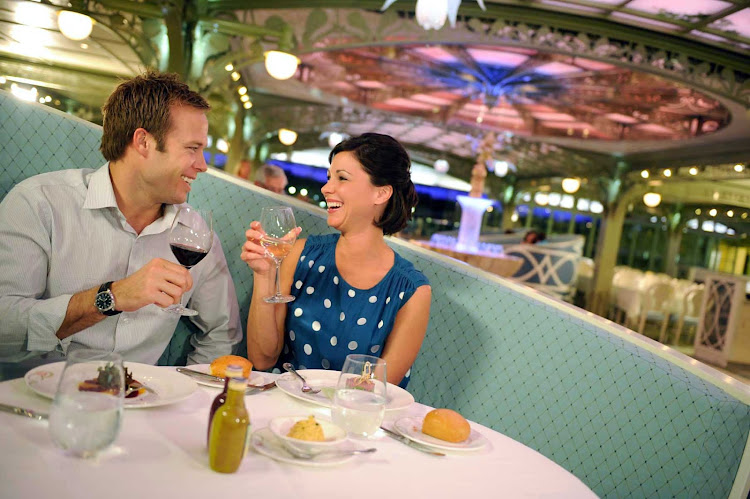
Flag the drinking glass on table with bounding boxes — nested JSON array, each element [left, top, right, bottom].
[[259, 206, 297, 304], [49, 350, 124, 458], [167, 207, 213, 316], [331, 354, 387, 438]]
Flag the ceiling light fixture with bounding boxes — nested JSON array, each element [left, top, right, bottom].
[[534, 192, 549, 206], [709, 208, 717, 217], [243, 101, 252, 110], [735, 164, 745, 172], [264, 51, 300, 80], [328, 132, 347, 148], [494, 160, 509, 178], [224, 63, 234, 72], [688, 167, 698, 175], [231, 71, 240, 81], [643, 192, 661, 208], [727, 210, 734, 217], [433, 159, 449, 173], [561, 177, 581, 194], [663, 169, 672, 177], [380, 0, 486, 29], [278, 128, 298, 146], [58, 11, 93, 41], [237, 86, 247, 95], [641, 170, 649, 179]]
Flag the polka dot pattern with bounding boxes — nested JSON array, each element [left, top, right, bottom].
[[348, 289, 356, 298], [294, 308, 303, 317], [330, 336, 337, 347], [357, 318, 366, 326], [347, 341, 358, 350], [306, 286, 315, 294], [324, 299, 331, 309], [369, 295, 377, 303], [303, 344, 312, 355], [312, 321, 321, 331], [370, 345, 380, 353]]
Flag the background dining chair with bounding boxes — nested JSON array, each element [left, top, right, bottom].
[[670, 285, 705, 345], [637, 281, 675, 341]]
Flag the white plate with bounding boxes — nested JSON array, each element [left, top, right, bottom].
[[24, 362, 198, 409], [250, 428, 355, 467], [184, 364, 266, 388], [275, 369, 414, 411], [393, 416, 488, 452]]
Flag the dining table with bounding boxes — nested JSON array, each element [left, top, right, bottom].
[[0, 368, 596, 498]]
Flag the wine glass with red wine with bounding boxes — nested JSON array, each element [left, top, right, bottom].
[[259, 206, 297, 303], [166, 207, 213, 316]]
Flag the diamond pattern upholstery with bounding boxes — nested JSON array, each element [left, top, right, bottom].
[[2, 91, 749, 498]]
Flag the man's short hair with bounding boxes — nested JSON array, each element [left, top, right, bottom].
[[100, 71, 210, 162], [255, 164, 288, 185]]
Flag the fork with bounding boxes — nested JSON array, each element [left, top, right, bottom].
[[283, 363, 320, 394], [125, 383, 155, 397]]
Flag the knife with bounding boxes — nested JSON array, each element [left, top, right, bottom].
[[380, 426, 445, 456], [176, 367, 277, 394], [0, 403, 48, 421], [176, 367, 223, 382]]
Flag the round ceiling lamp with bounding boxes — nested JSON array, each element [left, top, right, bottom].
[[264, 51, 300, 80], [433, 159, 449, 173], [58, 11, 93, 41], [415, 0, 448, 30], [493, 160, 509, 178], [561, 177, 581, 194], [534, 192, 549, 206], [643, 192, 661, 208], [328, 132, 347, 148], [278, 128, 298, 146]]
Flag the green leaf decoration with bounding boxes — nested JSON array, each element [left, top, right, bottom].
[[346, 11, 371, 40], [264, 15, 288, 33], [303, 9, 328, 47]]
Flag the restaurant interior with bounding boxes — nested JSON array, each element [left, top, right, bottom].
[[1, 0, 750, 496]]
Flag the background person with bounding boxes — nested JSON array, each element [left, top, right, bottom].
[[241, 133, 431, 387], [254, 164, 288, 194], [0, 71, 242, 369]]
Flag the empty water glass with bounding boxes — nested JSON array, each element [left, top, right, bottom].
[[49, 350, 124, 458]]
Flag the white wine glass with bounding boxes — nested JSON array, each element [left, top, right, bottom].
[[259, 206, 297, 304], [167, 207, 213, 316], [49, 350, 125, 458], [331, 354, 387, 438]]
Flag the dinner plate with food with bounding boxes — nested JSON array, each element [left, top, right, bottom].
[[393, 409, 489, 452], [24, 361, 197, 408], [179, 355, 267, 388], [274, 369, 414, 411]]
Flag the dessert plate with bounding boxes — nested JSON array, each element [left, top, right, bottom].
[[393, 416, 488, 452], [250, 428, 356, 467]]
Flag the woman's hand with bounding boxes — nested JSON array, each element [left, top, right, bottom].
[[241, 221, 274, 276], [241, 222, 302, 276]]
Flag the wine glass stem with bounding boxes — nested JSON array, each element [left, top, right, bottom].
[[274, 261, 282, 297]]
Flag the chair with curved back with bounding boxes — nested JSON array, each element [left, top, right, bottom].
[[637, 281, 676, 341], [670, 285, 705, 345]]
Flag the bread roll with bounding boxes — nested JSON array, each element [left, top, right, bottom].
[[210, 355, 253, 378], [421, 409, 471, 443]]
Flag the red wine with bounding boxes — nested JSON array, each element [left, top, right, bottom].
[[170, 243, 209, 268]]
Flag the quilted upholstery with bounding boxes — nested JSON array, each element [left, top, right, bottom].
[[2, 91, 749, 498]]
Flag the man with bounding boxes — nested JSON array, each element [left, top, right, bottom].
[[0, 71, 241, 370], [254, 164, 288, 194]]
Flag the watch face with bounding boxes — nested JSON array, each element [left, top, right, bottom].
[[95, 291, 113, 311]]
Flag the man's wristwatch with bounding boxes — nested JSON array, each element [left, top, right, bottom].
[[95, 281, 121, 316]]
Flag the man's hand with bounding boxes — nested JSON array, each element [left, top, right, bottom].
[[111, 258, 193, 311]]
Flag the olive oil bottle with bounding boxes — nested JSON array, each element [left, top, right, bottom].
[[208, 376, 250, 473], [207, 364, 244, 446]]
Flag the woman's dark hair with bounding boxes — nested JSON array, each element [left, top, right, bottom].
[[329, 133, 418, 235]]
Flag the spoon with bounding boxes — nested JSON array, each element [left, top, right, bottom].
[[284, 446, 377, 460], [283, 363, 320, 394]]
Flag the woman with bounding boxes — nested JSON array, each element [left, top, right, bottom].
[[241, 133, 431, 386]]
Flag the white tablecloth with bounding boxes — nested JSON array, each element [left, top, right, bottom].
[[0, 370, 596, 498]]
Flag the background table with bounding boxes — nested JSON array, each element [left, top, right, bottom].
[[0, 370, 595, 498]]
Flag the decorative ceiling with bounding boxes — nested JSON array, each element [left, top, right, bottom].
[[0, 0, 748, 194]]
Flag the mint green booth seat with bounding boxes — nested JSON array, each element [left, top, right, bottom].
[[2, 92, 750, 498]]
